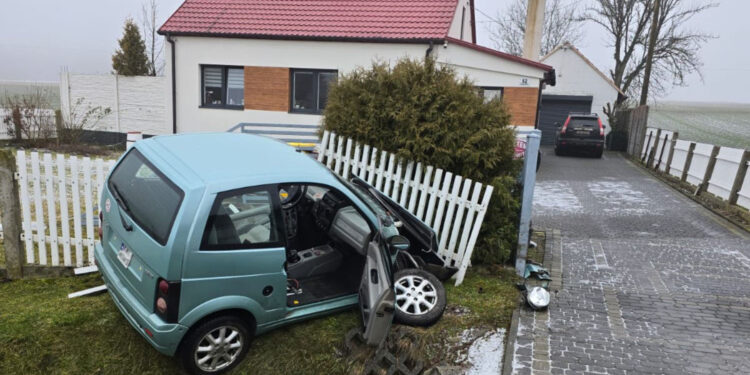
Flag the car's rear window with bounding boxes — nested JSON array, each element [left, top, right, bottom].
[[108, 149, 184, 245], [569, 117, 599, 129]]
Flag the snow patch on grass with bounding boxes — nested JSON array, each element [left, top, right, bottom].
[[463, 328, 506, 375]]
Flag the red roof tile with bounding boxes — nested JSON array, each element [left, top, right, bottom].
[[159, 0, 460, 41]]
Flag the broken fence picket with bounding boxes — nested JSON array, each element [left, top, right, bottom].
[[318, 131, 493, 286]]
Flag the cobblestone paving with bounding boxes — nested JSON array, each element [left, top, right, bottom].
[[511, 150, 750, 375]]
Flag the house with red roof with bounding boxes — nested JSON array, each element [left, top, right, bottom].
[[158, 0, 555, 139]]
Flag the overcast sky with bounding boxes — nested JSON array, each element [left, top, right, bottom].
[[0, 0, 746, 103]]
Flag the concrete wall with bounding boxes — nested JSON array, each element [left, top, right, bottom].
[[541, 46, 619, 127], [166, 36, 546, 133], [60, 72, 170, 135]]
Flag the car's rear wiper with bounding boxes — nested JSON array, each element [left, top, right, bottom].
[[110, 182, 133, 232]]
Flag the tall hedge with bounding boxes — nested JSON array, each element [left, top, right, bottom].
[[322, 58, 521, 264]]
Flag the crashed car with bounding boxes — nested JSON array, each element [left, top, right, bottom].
[[94, 133, 452, 374]]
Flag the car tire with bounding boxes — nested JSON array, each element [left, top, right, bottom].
[[594, 149, 603, 158], [180, 315, 252, 375], [554, 147, 562, 156], [393, 268, 446, 327]]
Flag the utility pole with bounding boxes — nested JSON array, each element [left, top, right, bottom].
[[640, 0, 661, 106], [522, 0, 546, 61]]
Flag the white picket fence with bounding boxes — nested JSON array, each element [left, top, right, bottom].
[[641, 127, 750, 210], [16, 150, 116, 267], [317, 131, 493, 286]]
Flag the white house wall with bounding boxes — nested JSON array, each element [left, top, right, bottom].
[[167, 36, 544, 133], [447, 0, 474, 42], [541, 47, 619, 127]]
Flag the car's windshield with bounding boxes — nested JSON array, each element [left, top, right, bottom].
[[334, 174, 387, 217]]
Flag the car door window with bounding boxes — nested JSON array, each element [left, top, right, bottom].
[[359, 239, 395, 346], [201, 187, 283, 250]]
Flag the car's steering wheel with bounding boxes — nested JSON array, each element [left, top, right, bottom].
[[279, 184, 307, 209]]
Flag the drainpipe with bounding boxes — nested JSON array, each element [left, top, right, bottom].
[[425, 41, 434, 59], [167, 34, 177, 134]]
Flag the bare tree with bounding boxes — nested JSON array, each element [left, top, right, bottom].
[[140, 0, 163, 76], [587, 0, 716, 123], [486, 0, 584, 57]]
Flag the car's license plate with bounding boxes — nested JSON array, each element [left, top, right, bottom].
[[117, 245, 133, 268]]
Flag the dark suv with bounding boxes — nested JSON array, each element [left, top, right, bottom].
[[554, 113, 605, 158]]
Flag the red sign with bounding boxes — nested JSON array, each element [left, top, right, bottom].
[[514, 138, 527, 159]]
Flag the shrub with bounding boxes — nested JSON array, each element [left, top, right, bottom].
[[322, 58, 521, 264]]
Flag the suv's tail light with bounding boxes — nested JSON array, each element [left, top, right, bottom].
[[154, 278, 181, 323], [561, 117, 571, 134], [597, 117, 605, 137], [98, 211, 103, 239]]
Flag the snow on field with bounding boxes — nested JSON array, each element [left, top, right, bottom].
[[587, 181, 654, 215], [650, 102, 750, 149], [533, 180, 583, 214]]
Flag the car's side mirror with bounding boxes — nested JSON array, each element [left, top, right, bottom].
[[602, 125, 607, 129], [387, 235, 410, 254]]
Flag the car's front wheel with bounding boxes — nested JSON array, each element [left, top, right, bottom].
[[180, 315, 252, 375], [393, 268, 446, 326]]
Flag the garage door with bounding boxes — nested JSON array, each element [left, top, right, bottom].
[[538, 95, 593, 145]]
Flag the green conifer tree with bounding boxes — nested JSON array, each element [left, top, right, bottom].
[[112, 19, 149, 76]]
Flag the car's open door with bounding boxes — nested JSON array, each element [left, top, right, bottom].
[[359, 239, 395, 346]]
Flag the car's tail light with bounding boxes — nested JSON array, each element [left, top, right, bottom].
[[598, 118, 605, 137], [561, 117, 571, 134], [98, 211, 103, 239], [154, 278, 181, 323]]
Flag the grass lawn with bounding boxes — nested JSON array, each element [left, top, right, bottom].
[[649, 102, 750, 149], [0, 266, 518, 374]]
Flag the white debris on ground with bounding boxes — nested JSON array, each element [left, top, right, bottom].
[[533, 181, 583, 214], [465, 328, 506, 375], [587, 181, 653, 214]]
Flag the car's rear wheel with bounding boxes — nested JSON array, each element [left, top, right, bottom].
[[594, 149, 603, 158], [554, 146, 563, 156], [393, 268, 446, 326], [181, 315, 252, 375]]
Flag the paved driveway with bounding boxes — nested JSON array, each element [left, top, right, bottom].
[[511, 149, 750, 375]]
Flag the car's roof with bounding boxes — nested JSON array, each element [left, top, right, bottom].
[[137, 133, 333, 186]]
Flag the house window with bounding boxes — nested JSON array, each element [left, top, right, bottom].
[[291, 69, 337, 114], [201, 65, 244, 109], [479, 87, 503, 102]]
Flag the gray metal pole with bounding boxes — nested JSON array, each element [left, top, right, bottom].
[[516, 130, 541, 276]]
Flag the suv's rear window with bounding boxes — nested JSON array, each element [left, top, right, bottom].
[[569, 117, 599, 129], [108, 149, 184, 245]]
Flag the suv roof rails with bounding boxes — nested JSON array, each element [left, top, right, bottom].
[[567, 112, 599, 117]]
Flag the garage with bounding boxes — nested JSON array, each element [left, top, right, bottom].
[[538, 94, 593, 145]]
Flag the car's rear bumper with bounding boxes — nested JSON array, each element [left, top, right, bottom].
[[95, 244, 188, 356], [557, 138, 604, 149]]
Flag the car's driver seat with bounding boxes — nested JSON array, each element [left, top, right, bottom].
[[206, 206, 240, 246]]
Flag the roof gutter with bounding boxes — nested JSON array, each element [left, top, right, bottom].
[[167, 34, 177, 134]]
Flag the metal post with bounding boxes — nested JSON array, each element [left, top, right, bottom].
[[647, 128, 661, 168], [655, 132, 669, 170], [728, 150, 750, 205], [665, 132, 679, 174], [697, 145, 720, 195], [641, 131, 653, 163], [515, 130, 541, 277], [681, 142, 696, 182], [0, 149, 24, 279]]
